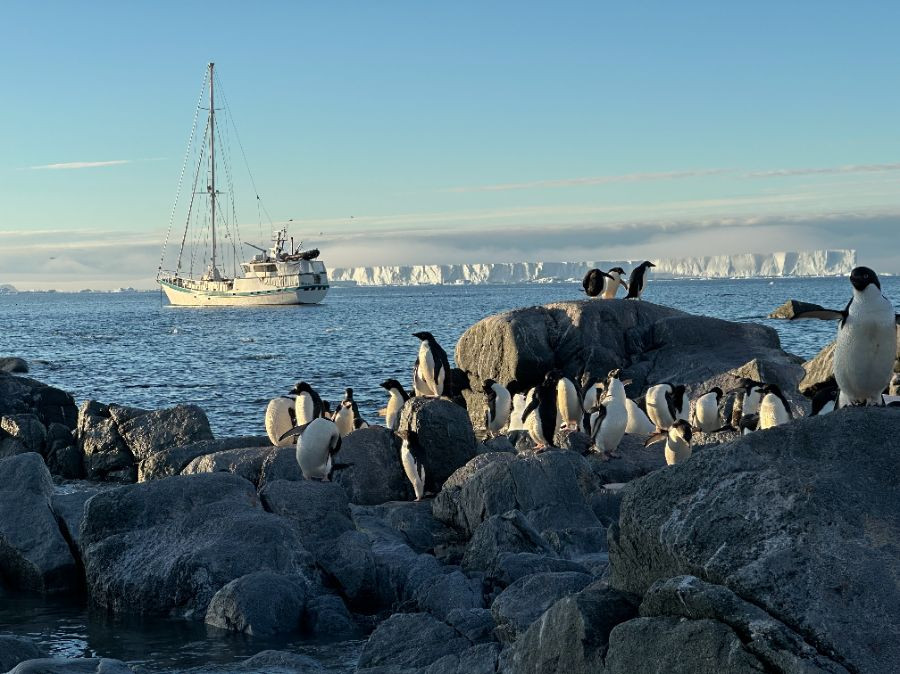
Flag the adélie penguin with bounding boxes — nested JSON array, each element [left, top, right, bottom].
[[758, 384, 793, 430], [343, 388, 369, 429], [396, 428, 426, 501], [811, 386, 838, 416], [625, 261, 656, 300], [483, 379, 512, 436], [579, 372, 602, 415], [265, 395, 297, 448], [589, 369, 629, 455], [279, 417, 343, 480], [412, 332, 451, 397], [506, 380, 533, 432], [645, 383, 688, 431], [625, 396, 656, 435], [556, 372, 583, 431], [792, 266, 899, 406], [691, 387, 727, 433], [292, 381, 324, 426], [522, 370, 563, 450], [582, 268, 613, 298], [332, 400, 355, 438], [602, 267, 629, 299], [380, 379, 410, 432], [645, 419, 693, 465]]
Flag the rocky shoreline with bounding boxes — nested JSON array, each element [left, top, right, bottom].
[[1, 299, 898, 673]]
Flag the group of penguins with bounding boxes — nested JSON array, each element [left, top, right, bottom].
[[264, 265, 899, 502]]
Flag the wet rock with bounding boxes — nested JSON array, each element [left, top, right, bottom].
[[1, 414, 47, 454], [767, 299, 825, 319], [302, 593, 361, 639], [638, 575, 850, 672], [398, 397, 477, 492], [314, 530, 377, 606], [5, 658, 136, 673], [137, 435, 269, 482], [357, 612, 473, 672], [330, 426, 413, 505], [80, 472, 314, 618], [76, 401, 134, 482], [0, 356, 28, 373], [235, 650, 325, 673], [0, 453, 78, 593], [491, 571, 593, 643], [0, 635, 45, 672], [609, 407, 900, 673], [181, 445, 272, 485], [117, 403, 213, 462], [498, 581, 638, 673], [455, 300, 798, 399], [204, 571, 307, 636], [51, 486, 103, 554]]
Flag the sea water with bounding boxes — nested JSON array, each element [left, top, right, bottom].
[[0, 277, 897, 670]]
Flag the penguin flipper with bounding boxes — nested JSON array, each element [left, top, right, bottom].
[[644, 431, 667, 447], [522, 396, 540, 424]]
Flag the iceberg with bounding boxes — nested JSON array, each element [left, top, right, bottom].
[[329, 249, 856, 286]]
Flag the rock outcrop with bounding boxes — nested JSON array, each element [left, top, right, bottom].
[[608, 407, 900, 673], [767, 299, 826, 319]]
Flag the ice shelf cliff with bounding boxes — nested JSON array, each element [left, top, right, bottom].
[[329, 249, 856, 286]]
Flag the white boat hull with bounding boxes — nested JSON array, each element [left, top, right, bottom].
[[160, 280, 328, 306]]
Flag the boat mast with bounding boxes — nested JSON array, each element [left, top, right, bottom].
[[208, 62, 217, 276]]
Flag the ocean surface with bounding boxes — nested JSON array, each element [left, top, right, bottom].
[[1, 277, 898, 671]]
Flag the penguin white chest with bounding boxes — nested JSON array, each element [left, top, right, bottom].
[[646, 385, 674, 429], [625, 398, 656, 435], [665, 436, 691, 465], [508, 393, 528, 431], [334, 405, 354, 437], [386, 392, 405, 431], [834, 298, 896, 404], [597, 396, 627, 452], [400, 441, 426, 500], [695, 395, 721, 432], [759, 394, 790, 429], [296, 392, 315, 425], [487, 385, 512, 433], [296, 418, 336, 479], [557, 379, 582, 430], [743, 389, 762, 416]]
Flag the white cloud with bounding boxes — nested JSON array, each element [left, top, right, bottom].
[[28, 160, 134, 170]]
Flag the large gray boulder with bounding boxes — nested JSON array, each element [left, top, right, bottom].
[[497, 580, 638, 673], [767, 299, 825, 319], [258, 446, 302, 486], [181, 445, 273, 485], [490, 571, 593, 642], [5, 659, 135, 674], [0, 356, 28, 373], [0, 373, 77, 430], [422, 644, 501, 674], [397, 397, 477, 492], [357, 612, 474, 672], [1, 414, 47, 454], [455, 300, 799, 396], [0, 635, 45, 672], [608, 407, 900, 673], [76, 401, 135, 481], [461, 509, 555, 577], [0, 453, 78, 593], [204, 571, 307, 636], [330, 426, 414, 504], [259, 479, 354, 543], [79, 472, 314, 619], [138, 435, 269, 482], [117, 403, 213, 462], [45, 422, 82, 479], [51, 486, 107, 554], [351, 500, 458, 554]]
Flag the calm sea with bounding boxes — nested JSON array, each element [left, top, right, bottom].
[[0, 277, 898, 671], [1, 278, 897, 438]]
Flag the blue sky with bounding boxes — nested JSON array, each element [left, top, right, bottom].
[[1, 1, 899, 288]]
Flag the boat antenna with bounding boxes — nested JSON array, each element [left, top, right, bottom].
[[208, 61, 217, 277]]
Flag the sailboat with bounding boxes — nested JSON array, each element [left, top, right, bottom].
[[157, 63, 329, 306]]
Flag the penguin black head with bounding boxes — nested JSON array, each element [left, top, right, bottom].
[[380, 378, 403, 391], [643, 261, 656, 269], [609, 267, 626, 275], [482, 378, 497, 394], [671, 419, 693, 442], [849, 266, 880, 292], [293, 381, 314, 395], [607, 368, 622, 380], [344, 387, 354, 399], [412, 331, 436, 342], [705, 386, 723, 401], [543, 369, 563, 386]]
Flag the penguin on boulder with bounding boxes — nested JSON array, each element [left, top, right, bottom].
[[625, 261, 655, 300], [265, 394, 297, 447], [759, 383, 793, 430], [292, 381, 324, 426], [602, 267, 629, 299], [412, 332, 451, 397], [645, 419, 693, 465], [522, 370, 563, 450], [483, 379, 512, 437], [397, 427, 426, 501], [645, 383, 687, 432], [581, 269, 613, 298], [380, 379, 410, 432], [279, 417, 343, 480]]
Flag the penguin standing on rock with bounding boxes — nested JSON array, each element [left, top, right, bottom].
[[602, 267, 630, 299], [645, 419, 693, 465], [380, 379, 410, 432], [506, 380, 534, 432], [588, 369, 629, 454], [279, 417, 342, 480], [645, 383, 687, 432], [293, 382, 324, 425], [625, 397, 657, 435], [332, 400, 355, 437], [483, 379, 512, 436], [412, 332, 451, 397], [758, 384, 793, 430], [556, 372, 583, 430], [692, 387, 727, 433], [793, 266, 899, 406], [522, 371, 562, 450], [727, 378, 764, 428], [397, 428, 426, 501], [811, 386, 838, 416], [582, 269, 612, 298], [625, 261, 656, 300], [265, 395, 297, 447], [343, 388, 369, 429], [580, 372, 602, 415]]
